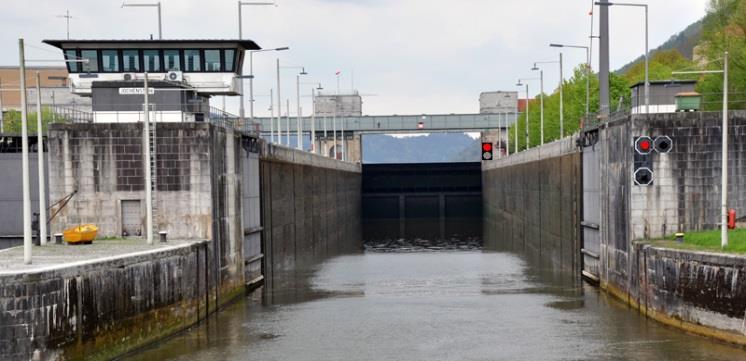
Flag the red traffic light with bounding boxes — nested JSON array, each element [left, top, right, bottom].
[[635, 136, 654, 155], [482, 143, 493, 152]]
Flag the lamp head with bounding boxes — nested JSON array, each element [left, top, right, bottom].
[[275, 47, 290, 51], [531, 66, 539, 71], [549, 43, 563, 48], [300, 67, 307, 75]]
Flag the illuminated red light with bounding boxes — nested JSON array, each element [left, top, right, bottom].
[[640, 140, 651, 151], [482, 143, 493, 152]]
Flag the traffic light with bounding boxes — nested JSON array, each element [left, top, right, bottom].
[[482, 142, 493, 160], [635, 136, 654, 155], [654, 136, 673, 153], [633, 136, 654, 186]]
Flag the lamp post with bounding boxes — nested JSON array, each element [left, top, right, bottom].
[[550, 43, 590, 123], [517, 78, 539, 150], [532, 57, 564, 141], [34, 72, 47, 247], [248, 47, 289, 138], [121, 2, 162, 39], [673, 52, 729, 248], [596, 1, 648, 114], [238, 1, 278, 124]]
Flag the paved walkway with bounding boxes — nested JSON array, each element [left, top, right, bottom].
[[0, 238, 204, 275]]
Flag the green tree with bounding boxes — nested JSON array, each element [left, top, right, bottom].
[[697, 0, 746, 110], [2, 107, 61, 134], [507, 65, 631, 152], [622, 49, 695, 85]]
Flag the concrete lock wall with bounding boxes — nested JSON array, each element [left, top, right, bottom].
[[0, 151, 48, 249], [594, 111, 746, 345], [482, 136, 582, 277], [0, 241, 231, 360], [259, 143, 362, 293]]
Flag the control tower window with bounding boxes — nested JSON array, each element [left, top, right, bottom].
[[184, 49, 201, 72], [80, 50, 99, 73], [101, 50, 120, 72], [122, 50, 141, 72], [204, 50, 221, 72], [223, 49, 236, 72], [143, 50, 161, 72], [164, 49, 181, 71], [64, 50, 79, 72]]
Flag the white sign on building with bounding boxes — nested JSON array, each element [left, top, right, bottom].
[[118, 88, 156, 95]]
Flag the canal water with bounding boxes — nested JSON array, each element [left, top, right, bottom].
[[127, 251, 746, 361]]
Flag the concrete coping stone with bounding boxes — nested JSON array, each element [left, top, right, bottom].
[[262, 143, 361, 173], [483, 135, 579, 170], [638, 242, 746, 267], [0, 239, 207, 277]]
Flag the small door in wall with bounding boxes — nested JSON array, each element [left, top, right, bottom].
[[121, 200, 142, 237]]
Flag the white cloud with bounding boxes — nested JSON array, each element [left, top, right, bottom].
[[0, 0, 709, 116]]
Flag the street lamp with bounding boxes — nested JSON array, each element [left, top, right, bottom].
[[121, 2, 162, 39], [595, 1, 649, 115], [17, 38, 88, 263], [531, 61, 558, 145], [248, 47, 289, 139], [550, 43, 590, 124], [673, 52, 729, 248], [238, 1, 276, 39], [516, 78, 539, 150], [300, 82, 323, 153], [278, 64, 307, 149]]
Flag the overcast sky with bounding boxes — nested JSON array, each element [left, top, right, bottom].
[[0, 0, 708, 116]]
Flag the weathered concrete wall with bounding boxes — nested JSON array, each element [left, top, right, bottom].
[[590, 111, 746, 345], [623, 244, 746, 345], [47, 123, 214, 240], [482, 137, 582, 277], [260, 144, 362, 292], [0, 241, 243, 360], [0, 151, 47, 248]]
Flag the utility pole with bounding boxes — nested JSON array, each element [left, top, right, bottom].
[[270, 88, 274, 143], [559, 52, 564, 138], [35, 72, 47, 246], [276, 59, 282, 145], [143, 73, 153, 245], [285, 99, 290, 145], [296, 75, 302, 150], [57, 10, 73, 40], [19, 39, 32, 264], [599, 0, 610, 118]]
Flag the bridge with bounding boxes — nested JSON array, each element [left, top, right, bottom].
[[252, 112, 518, 161]]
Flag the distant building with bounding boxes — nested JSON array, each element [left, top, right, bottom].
[[314, 92, 362, 117], [630, 80, 697, 114], [0, 66, 90, 111], [479, 91, 518, 114]]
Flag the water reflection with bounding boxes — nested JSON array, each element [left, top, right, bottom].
[[127, 250, 746, 361]]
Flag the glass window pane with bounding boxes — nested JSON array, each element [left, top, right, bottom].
[[223, 49, 235, 72], [64, 50, 79, 72], [164, 49, 181, 71], [101, 50, 120, 72], [184, 49, 201, 72], [80, 50, 99, 73], [143, 50, 161, 72], [122, 50, 140, 72], [204, 50, 221, 72]]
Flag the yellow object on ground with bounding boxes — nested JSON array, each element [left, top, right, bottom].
[[63, 224, 98, 244]]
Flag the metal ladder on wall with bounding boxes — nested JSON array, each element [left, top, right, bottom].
[[148, 105, 159, 237]]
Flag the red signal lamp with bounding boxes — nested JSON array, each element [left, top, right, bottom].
[[635, 136, 654, 155], [482, 143, 493, 152]]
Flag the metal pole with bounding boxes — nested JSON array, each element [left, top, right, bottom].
[[333, 103, 337, 159], [722, 51, 729, 248], [19, 39, 32, 264], [341, 114, 345, 161], [276, 59, 282, 144], [645, 5, 650, 114], [157, 2, 162, 40], [285, 99, 290, 145], [539, 70, 544, 145], [35, 72, 47, 246], [504, 112, 510, 155], [249, 52, 254, 121], [525, 84, 530, 149], [296, 75, 302, 150], [498, 113, 502, 158], [270, 88, 274, 143], [311, 88, 316, 154], [143, 73, 153, 245], [586, 47, 591, 120], [238, 1, 243, 39], [599, 0, 610, 118], [559, 52, 564, 138]]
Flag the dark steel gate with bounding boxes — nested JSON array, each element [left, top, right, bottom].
[[580, 130, 601, 282]]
